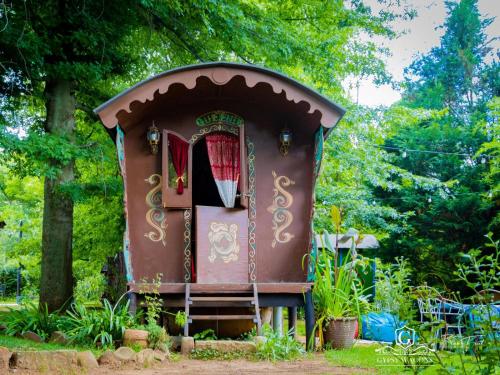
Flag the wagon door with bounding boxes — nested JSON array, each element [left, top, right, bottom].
[[195, 205, 248, 283], [191, 125, 249, 283]]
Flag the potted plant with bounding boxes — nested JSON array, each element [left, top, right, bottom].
[[311, 206, 368, 349]]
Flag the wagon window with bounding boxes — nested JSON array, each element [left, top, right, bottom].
[[162, 127, 248, 210], [167, 150, 188, 189], [162, 130, 192, 209]]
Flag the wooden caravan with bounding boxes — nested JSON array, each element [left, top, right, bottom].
[[94, 62, 345, 342]]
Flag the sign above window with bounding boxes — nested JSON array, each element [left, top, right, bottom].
[[196, 111, 243, 127]]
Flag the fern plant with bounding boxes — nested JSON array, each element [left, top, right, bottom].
[[3, 302, 61, 340], [62, 295, 135, 348]]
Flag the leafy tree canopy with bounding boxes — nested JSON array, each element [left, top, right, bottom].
[[0, 0, 414, 307]]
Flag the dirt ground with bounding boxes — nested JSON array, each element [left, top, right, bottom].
[[92, 356, 374, 375], [10, 354, 375, 375]]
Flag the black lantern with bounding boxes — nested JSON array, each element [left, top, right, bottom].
[[147, 121, 160, 155], [279, 128, 292, 156]]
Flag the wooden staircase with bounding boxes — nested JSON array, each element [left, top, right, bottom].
[[183, 283, 262, 336]]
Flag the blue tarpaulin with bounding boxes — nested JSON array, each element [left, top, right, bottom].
[[362, 312, 404, 342]]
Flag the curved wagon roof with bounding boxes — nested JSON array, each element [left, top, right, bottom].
[[94, 62, 346, 130]]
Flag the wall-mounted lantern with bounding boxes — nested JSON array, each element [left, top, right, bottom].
[[279, 127, 292, 156], [147, 121, 160, 155]]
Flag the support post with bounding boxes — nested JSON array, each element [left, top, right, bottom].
[[184, 283, 191, 337], [128, 292, 137, 315], [305, 290, 315, 351], [288, 306, 297, 337], [273, 306, 283, 337]]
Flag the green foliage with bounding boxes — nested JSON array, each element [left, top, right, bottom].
[[174, 311, 187, 328], [314, 240, 361, 319], [0, 167, 43, 296], [74, 274, 106, 305], [2, 302, 61, 340], [189, 348, 249, 361], [0, 266, 22, 297], [375, 0, 499, 292], [312, 242, 367, 348], [145, 323, 170, 351], [453, 233, 500, 371], [311, 208, 370, 347], [136, 274, 170, 350], [255, 325, 305, 361], [0, 0, 416, 308], [402, 0, 498, 120], [315, 107, 409, 235], [62, 296, 135, 348], [456, 233, 500, 296], [374, 257, 415, 323], [128, 342, 145, 353], [239, 327, 257, 341], [139, 274, 163, 326], [194, 329, 217, 341], [410, 234, 500, 374]]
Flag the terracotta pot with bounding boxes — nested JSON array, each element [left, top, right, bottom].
[[123, 329, 149, 348], [323, 317, 357, 349]]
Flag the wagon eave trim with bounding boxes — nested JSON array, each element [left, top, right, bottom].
[[94, 62, 345, 130]]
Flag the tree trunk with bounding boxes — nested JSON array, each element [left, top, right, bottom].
[[39, 79, 75, 312]]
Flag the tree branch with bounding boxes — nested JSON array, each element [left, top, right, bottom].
[[143, 9, 206, 63]]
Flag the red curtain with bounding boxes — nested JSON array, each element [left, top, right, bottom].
[[168, 134, 189, 194], [205, 132, 240, 207]]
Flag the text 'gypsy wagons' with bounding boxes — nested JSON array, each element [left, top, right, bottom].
[[94, 62, 345, 344]]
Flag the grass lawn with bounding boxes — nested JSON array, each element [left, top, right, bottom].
[[326, 345, 405, 374], [325, 344, 494, 374], [0, 297, 17, 304], [0, 303, 20, 313], [0, 333, 105, 356], [283, 314, 306, 336]]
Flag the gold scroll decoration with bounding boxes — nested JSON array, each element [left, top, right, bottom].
[[208, 222, 240, 263], [247, 138, 257, 281], [183, 209, 192, 282], [144, 174, 167, 246], [267, 171, 295, 248]]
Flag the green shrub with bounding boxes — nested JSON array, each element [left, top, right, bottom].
[[136, 274, 170, 350], [239, 327, 256, 341], [374, 257, 415, 323], [74, 274, 106, 304], [62, 296, 135, 348], [174, 311, 187, 327], [146, 323, 170, 350], [3, 302, 61, 340], [255, 325, 304, 361], [0, 266, 23, 297], [193, 329, 217, 341]]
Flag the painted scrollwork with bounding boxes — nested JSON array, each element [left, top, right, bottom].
[[183, 209, 192, 282], [189, 123, 238, 144], [247, 138, 257, 281], [267, 171, 295, 248], [208, 222, 240, 263], [144, 174, 167, 246]]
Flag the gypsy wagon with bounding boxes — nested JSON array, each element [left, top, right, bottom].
[[94, 62, 345, 343]]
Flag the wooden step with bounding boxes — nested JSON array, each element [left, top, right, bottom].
[[189, 314, 257, 321], [183, 283, 262, 336], [189, 296, 254, 302]]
